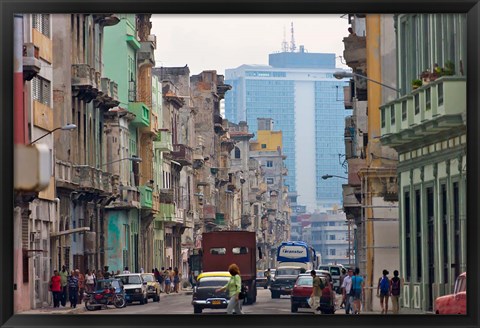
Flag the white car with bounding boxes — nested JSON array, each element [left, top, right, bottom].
[[317, 265, 342, 293], [115, 273, 148, 305]]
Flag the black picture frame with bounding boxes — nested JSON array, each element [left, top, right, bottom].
[[1, 1, 479, 328]]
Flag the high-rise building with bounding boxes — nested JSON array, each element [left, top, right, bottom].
[[225, 48, 351, 212]]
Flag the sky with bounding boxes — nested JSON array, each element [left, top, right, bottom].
[[150, 14, 351, 76]]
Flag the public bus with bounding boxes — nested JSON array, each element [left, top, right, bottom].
[[276, 241, 318, 270]]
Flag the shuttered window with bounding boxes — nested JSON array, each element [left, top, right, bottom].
[[32, 76, 51, 106], [32, 14, 50, 37]]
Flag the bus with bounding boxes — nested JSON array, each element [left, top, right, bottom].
[[276, 241, 318, 270]]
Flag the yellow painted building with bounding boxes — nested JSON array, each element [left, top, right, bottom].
[[250, 130, 283, 151]]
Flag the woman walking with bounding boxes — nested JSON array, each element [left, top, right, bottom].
[[173, 267, 180, 293], [351, 267, 365, 314], [215, 263, 243, 315], [85, 269, 95, 293], [164, 267, 171, 294], [49, 270, 62, 308]]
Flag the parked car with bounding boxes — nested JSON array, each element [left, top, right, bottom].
[[290, 272, 335, 313], [141, 273, 160, 302], [256, 270, 267, 288], [318, 265, 342, 292], [435, 272, 466, 314], [192, 271, 232, 314], [270, 266, 302, 298], [115, 273, 148, 305]]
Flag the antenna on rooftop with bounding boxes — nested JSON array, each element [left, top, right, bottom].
[[290, 22, 296, 52], [281, 26, 289, 52]]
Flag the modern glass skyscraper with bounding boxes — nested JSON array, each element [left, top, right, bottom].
[[225, 50, 351, 211]]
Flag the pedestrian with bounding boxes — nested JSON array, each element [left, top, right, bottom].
[[188, 269, 196, 288], [351, 267, 365, 314], [390, 270, 402, 314], [96, 269, 104, 280], [76, 269, 85, 305], [215, 263, 243, 315], [85, 269, 95, 293], [173, 267, 180, 293], [309, 270, 323, 314], [341, 268, 354, 314], [319, 276, 334, 314], [164, 267, 171, 294], [140, 267, 145, 274], [265, 268, 271, 289], [377, 269, 390, 314], [339, 268, 346, 309], [49, 270, 62, 308], [67, 270, 79, 308], [348, 27, 357, 36], [103, 266, 111, 279], [123, 266, 131, 274], [158, 267, 165, 292], [59, 265, 68, 307]]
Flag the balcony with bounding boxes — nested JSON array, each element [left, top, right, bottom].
[[23, 43, 41, 81], [128, 101, 150, 127], [159, 188, 174, 203], [156, 203, 174, 222], [171, 144, 193, 166], [154, 130, 173, 152], [139, 186, 153, 209], [92, 14, 120, 26], [137, 40, 155, 67], [55, 160, 76, 188], [72, 165, 101, 191], [342, 35, 366, 70], [71, 64, 97, 102], [107, 185, 140, 209], [380, 76, 466, 147]]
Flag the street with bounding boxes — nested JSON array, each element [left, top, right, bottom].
[[74, 288, 343, 315]]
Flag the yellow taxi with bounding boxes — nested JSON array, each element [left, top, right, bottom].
[[192, 271, 232, 314], [141, 273, 160, 302]]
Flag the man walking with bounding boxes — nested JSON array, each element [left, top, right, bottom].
[[310, 270, 323, 314], [341, 268, 354, 314], [390, 270, 402, 314], [67, 270, 79, 308], [59, 265, 68, 307]]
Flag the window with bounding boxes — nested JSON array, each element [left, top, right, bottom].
[[266, 178, 274, 184], [329, 235, 335, 241], [234, 147, 241, 159], [390, 105, 396, 125], [32, 14, 50, 37], [405, 191, 411, 281], [266, 161, 273, 168], [261, 144, 267, 149], [381, 108, 386, 128], [32, 76, 51, 106], [232, 247, 248, 255], [329, 249, 336, 256], [441, 184, 449, 283], [210, 248, 226, 255], [414, 94, 420, 115], [415, 189, 422, 281], [425, 88, 431, 110], [402, 101, 407, 121], [438, 83, 444, 106]]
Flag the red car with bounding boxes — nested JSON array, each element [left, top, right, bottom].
[[434, 272, 466, 314], [290, 271, 335, 313]]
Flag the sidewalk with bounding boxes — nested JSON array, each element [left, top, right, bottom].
[[20, 288, 194, 315]]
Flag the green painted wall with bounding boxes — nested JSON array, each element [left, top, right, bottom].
[[103, 15, 138, 110]]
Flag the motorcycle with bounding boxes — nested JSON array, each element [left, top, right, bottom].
[[84, 286, 126, 310]]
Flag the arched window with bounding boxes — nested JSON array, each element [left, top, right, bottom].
[[234, 147, 241, 159]]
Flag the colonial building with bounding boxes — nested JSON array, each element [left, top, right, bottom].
[[380, 13, 467, 313]]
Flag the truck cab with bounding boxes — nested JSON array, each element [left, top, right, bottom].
[[434, 272, 466, 314]]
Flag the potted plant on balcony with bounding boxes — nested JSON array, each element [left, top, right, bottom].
[[412, 79, 422, 90], [443, 60, 455, 76]]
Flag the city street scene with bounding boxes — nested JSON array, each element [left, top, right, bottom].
[[13, 13, 467, 316]]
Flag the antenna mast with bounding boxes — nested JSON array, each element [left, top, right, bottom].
[[281, 26, 288, 52], [290, 22, 296, 52]]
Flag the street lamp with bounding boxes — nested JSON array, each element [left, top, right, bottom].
[[333, 71, 400, 93], [321, 174, 348, 180], [101, 156, 142, 167], [28, 123, 77, 145]]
